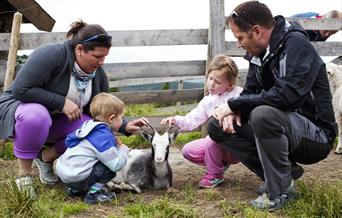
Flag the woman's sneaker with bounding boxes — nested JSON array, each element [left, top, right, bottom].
[[251, 180, 295, 211], [33, 158, 60, 185], [198, 174, 224, 188], [84, 190, 116, 204], [15, 175, 36, 198]]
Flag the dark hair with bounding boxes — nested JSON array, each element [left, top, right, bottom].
[[66, 20, 112, 51], [227, 1, 275, 32]]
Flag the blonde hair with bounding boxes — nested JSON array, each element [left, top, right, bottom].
[[90, 92, 125, 121], [207, 54, 239, 84]]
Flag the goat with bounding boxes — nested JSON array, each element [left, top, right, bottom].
[[106, 124, 179, 193], [326, 62, 342, 154]]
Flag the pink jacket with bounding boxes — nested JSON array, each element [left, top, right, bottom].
[[175, 86, 243, 131]]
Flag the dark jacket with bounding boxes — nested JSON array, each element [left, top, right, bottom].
[[228, 16, 337, 144], [0, 41, 128, 139]]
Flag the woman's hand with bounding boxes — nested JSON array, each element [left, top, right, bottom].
[[213, 104, 233, 126], [62, 98, 82, 122], [125, 117, 149, 134], [160, 116, 176, 126]]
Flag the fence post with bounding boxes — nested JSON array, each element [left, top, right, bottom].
[[176, 80, 184, 107], [1, 12, 22, 153], [201, 0, 226, 137], [4, 11, 22, 91]]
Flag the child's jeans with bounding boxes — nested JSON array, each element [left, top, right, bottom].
[[182, 136, 240, 178], [65, 161, 116, 192]]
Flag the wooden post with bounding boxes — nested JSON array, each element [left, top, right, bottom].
[[1, 12, 22, 152], [4, 11, 22, 91], [176, 80, 184, 107], [201, 0, 226, 137]]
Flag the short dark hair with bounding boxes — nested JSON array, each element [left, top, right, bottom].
[[228, 1, 275, 32], [66, 20, 112, 51]]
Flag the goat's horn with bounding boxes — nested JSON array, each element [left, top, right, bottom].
[[146, 122, 155, 134]]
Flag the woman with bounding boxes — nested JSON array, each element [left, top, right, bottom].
[[0, 20, 148, 197]]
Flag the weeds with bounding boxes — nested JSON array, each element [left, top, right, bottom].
[[123, 195, 197, 218]]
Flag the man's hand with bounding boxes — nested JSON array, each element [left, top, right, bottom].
[[213, 104, 233, 126], [62, 98, 82, 122], [222, 114, 241, 134], [125, 117, 149, 134]]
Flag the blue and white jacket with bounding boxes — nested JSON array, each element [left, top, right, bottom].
[[56, 120, 129, 183]]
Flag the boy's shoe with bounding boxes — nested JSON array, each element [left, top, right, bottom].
[[251, 180, 295, 211], [15, 175, 36, 198], [33, 158, 60, 185], [67, 187, 86, 198], [84, 190, 116, 204], [198, 174, 224, 188]]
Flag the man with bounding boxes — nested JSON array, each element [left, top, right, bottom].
[[207, 1, 337, 211], [292, 10, 342, 41]]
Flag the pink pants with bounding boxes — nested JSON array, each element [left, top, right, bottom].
[[182, 136, 239, 178]]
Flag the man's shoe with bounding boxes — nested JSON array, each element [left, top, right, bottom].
[[251, 180, 295, 211], [84, 190, 116, 204], [15, 175, 36, 198], [33, 158, 60, 185]]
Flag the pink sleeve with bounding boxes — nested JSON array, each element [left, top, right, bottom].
[[174, 96, 212, 131]]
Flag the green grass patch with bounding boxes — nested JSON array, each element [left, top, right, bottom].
[[284, 180, 342, 218], [0, 142, 15, 160], [174, 132, 201, 148], [0, 175, 89, 217], [123, 195, 197, 218]]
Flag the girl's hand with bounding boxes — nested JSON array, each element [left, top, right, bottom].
[[213, 104, 233, 126], [62, 98, 82, 122], [160, 117, 176, 126]]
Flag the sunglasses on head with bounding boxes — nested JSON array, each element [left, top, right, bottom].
[[231, 10, 255, 26], [80, 34, 112, 44]]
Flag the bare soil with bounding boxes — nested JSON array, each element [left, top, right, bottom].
[[1, 148, 341, 217]]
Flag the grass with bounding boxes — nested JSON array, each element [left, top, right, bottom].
[[0, 175, 90, 217], [1, 103, 341, 217], [123, 195, 197, 218]]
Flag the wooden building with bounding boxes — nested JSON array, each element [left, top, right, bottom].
[[0, 0, 55, 90]]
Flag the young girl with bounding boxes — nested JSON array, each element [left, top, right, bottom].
[[161, 54, 242, 188]]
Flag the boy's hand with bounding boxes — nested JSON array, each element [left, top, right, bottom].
[[125, 117, 149, 133]]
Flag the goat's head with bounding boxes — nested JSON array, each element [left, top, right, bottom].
[[140, 123, 179, 163], [326, 62, 342, 94]]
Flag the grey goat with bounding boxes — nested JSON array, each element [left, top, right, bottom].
[[107, 124, 179, 193]]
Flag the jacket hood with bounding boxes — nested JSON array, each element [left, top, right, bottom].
[[65, 120, 108, 148]]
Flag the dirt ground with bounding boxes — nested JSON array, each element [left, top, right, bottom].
[[1, 147, 341, 217]]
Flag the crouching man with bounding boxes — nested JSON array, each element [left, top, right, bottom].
[[208, 1, 337, 211]]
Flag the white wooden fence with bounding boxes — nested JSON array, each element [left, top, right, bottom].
[[0, 0, 341, 125]]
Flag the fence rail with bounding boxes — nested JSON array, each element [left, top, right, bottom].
[[0, 12, 341, 128]]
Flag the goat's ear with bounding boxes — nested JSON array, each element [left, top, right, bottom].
[[168, 128, 179, 143], [140, 131, 153, 143]]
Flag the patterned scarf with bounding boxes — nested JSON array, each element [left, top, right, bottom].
[[72, 62, 96, 94]]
